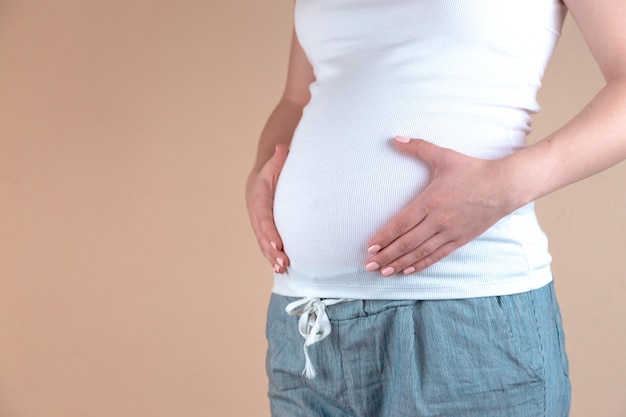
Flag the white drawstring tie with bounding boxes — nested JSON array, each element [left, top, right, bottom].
[[285, 297, 352, 379]]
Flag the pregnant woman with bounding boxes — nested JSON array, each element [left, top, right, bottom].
[[246, 0, 626, 415]]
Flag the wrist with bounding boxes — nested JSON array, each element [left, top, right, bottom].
[[494, 146, 551, 211]]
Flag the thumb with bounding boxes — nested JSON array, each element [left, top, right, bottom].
[[268, 143, 289, 184], [271, 143, 289, 168], [394, 136, 444, 166]]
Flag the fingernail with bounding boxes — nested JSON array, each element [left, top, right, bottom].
[[381, 267, 395, 277], [271, 241, 278, 251], [368, 245, 381, 255], [274, 264, 281, 273], [395, 135, 411, 143], [366, 262, 380, 272], [276, 257, 284, 267], [403, 266, 416, 275]]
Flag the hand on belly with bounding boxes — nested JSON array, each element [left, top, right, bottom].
[[365, 136, 521, 277], [246, 143, 291, 274]]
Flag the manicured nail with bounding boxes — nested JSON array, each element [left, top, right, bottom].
[[368, 245, 381, 255], [366, 262, 380, 272], [271, 241, 278, 251], [381, 267, 395, 277], [403, 266, 416, 275], [274, 264, 281, 273], [395, 135, 411, 143], [276, 257, 284, 267]]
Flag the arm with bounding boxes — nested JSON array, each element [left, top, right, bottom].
[[506, 0, 626, 204], [365, 0, 626, 276], [246, 28, 315, 273]]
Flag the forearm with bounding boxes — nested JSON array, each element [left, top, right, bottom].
[[250, 98, 304, 175], [503, 74, 626, 208]]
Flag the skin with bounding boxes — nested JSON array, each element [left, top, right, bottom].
[[246, 0, 626, 277]]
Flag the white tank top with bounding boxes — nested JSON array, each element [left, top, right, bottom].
[[272, 0, 567, 300]]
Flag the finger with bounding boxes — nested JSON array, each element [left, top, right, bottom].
[[403, 241, 459, 274], [268, 143, 290, 185], [394, 136, 446, 167], [255, 234, 290, 274], [376, 233, 451, 277], [251, 194, 290, 271], [250, 219, 283, 266], [366, 200, 428, 255], [249, 143, 291, 273], [258, 227, 290, 272], [366, 218, 439, 270], [255, 194, 283, 249], [366, 138, 444, 254], [261, 238, 290, 273]]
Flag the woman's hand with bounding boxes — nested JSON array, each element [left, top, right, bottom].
[[365, 136, 522, 276], [246, 143, 290, 273]]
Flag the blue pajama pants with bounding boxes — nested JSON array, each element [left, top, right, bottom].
[[266, 282, 571, 417]]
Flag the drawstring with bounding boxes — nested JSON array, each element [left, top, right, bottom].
[[285, 297, 352, 379]]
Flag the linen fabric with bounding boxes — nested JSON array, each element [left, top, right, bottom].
[[266, 283, 571, 417]]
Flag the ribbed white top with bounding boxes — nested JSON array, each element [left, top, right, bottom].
[[272, 0, 567, 300]]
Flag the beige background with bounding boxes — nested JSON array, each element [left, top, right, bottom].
[[0, 1, 624, 416]]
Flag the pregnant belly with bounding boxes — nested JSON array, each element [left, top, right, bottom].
[[273, 138, 430, 276]]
